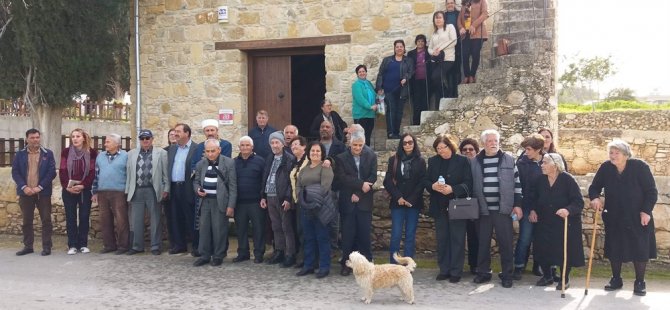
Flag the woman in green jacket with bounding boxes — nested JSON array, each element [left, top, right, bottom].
[[351, 64, 377, 146]]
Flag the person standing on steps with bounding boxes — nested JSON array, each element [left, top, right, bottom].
[[429, 11, 458, 108], [407, 35, 431, 124], [458, 0, 489, 84], [376, 40, 414, 139], [351, 65, 377, 146], [444, 0, 462, 98]]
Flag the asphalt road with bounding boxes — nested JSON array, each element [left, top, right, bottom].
[[1, 248, 668, 310]]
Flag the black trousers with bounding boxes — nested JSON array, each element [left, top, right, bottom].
[[435, 211, 467, 277], [169, 182, 197, 251], [341, 208, 372, 266], [235, 202, 266, 258], [476, 210, 515, 280], [462, 35, 484, 78], [466, 219, 479, 270], [430, 61, 454, 108], [353, 118, 374, 146], [410, 78, 429, 125]]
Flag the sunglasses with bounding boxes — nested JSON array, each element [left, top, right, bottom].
[[139, 137, 151, 141], [403, 140, 414, 146]]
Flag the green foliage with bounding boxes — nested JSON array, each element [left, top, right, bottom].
[[0, 0, 129, 106], [559, 100, 670, 113], [605, 87, 636, 102], [559, 56, 617, 100]]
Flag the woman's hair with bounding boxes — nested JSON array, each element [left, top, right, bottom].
[[544, 153, 566, 173], [307, 141, 327, 162], [538, 127, 557, 153], [290, 135, 307, 147], [433, 11, 447, 32], [520, 133, 545, 151], [432, 135, 458, 154], [607, 139, 633, 158], [393, 39, 405, 52], [71, 128, 92, 151], [355, 64, 367, 74], [397, 133, 421, 158], [415, 34, 427, 44], [459, 138, 480, 153]]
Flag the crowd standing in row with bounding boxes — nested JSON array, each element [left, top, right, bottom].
[[12, 112, 658, 296]]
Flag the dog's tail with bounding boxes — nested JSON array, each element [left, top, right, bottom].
[[393, 252, 417, 272]]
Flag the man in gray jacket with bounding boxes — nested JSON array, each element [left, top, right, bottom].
[[192, 139, 237, 266], [470, 129, 523, 288], [125, 130, 169, 255]]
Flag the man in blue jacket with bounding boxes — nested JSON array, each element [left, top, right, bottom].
[[11, 128, 56, 256]]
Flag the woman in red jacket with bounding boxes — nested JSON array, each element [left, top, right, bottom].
[[458, 0, 489, 84]]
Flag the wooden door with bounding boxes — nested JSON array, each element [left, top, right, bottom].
[[248, 56, 291, 130]]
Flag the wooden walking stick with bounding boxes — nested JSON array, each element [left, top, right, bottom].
[[561, 215, 568, 298], [584, 210, 600, 295]]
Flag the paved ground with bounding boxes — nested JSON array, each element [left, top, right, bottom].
[[0, 235, 668, 309]]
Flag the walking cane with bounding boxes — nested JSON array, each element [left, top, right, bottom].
[[561, 216, 568, 298], [584, 210, 600, 295]]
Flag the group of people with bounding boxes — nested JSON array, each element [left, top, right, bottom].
[[352, 0, 489, 141], [12, 113, 658, 295]]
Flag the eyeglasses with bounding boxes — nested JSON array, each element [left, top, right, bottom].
[[139, 137, 151, 141], [403, 140, 414, 146], [461, 147, 475, 152]]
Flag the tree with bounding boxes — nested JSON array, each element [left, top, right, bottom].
[[559, 56, 616, 110], [0, 0, 129, 160], [605, 88, 636, 102]]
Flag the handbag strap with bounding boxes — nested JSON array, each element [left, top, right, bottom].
[[459, 184, 471, 198], [392, 155, 398, 185]]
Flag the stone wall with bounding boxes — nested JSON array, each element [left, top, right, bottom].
[[559, 110, 670, 131]]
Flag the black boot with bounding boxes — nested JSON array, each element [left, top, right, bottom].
[[604, 277, 623, 291], [281, 255, 296, 268], [633, 280, 646, 296], [513, 267, 523, 280], [532, 263, 543, 277], [268, 251, 285, 265]]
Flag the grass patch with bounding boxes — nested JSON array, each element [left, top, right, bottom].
[[559, 100, 670, 113]]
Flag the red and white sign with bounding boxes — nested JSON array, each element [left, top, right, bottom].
[[219, 109, 234, 125]]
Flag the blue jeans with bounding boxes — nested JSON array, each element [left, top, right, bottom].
[[62, 189, 92, 249], [384, 88, 404, 137], [302, 209, 331, 271], [390, 207, 420, 263], [514, 210, 534, 268]]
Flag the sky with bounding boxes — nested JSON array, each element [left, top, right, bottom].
[[557, 0, 670, 97]]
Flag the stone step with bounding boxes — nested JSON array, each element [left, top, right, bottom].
[[495, 8, 555, 21], [499, 0, 554, 11], [493, 18, 555, 34], [503, 39, 554, 54], [420, 110, 441, 124], [439, 97, 459, 111], [491, 29, 554, 44]]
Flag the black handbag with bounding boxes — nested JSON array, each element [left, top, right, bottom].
[[448, 184, 479, 220]]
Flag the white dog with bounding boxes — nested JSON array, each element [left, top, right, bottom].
[[345, 251, 416, 304]]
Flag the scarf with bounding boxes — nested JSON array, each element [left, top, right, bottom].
[[399, 151, 417, 180], [67, 146, 90, 181]]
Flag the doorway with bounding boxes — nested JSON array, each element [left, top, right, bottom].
[[247, 48, 326, 140]]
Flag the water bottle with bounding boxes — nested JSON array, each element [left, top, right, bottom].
[[438, 175, 445, 185], [511, 213, 518, 221]]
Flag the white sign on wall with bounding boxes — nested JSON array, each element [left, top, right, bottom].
[[219, 109, 233, 125], [218, 6, 229, 23]]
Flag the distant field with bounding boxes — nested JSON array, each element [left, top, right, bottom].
[[559, 100, 670, 113]]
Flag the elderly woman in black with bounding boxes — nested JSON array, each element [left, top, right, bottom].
[[383, 133, 426, 263], [407, 35, 430, 124], [529, 153, 584, 290], [376, 40, 414, 139], [423, 135, 473, 282], [589, 140, 658, 296]]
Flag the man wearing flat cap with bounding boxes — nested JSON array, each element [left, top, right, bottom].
[[260, 131, 296, 266], [125, 130, 169, 255]]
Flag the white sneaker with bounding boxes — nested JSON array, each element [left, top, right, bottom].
[[80, 247, 90, 254], [67, 247, 78, 255]]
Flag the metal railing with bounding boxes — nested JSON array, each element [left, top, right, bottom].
[[0, 98, 131, 121]]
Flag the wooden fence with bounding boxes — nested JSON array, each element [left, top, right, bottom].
[[0, 98, 131, 121]]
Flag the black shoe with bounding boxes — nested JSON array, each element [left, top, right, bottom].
[[41, 249, 51, 256], [233, 256, 250, 263], [100, 248, 117, 254], [449, 276, 461, 283], [268, 251, 285, 265], [513, 268, 523, 281], [633, 280, 646, 296], [536, 277, 554, 286], [501, 279, 513, 288], [191, 250, 202, 257], [211, 258, 223, 266], [127, 249, 142, 255], [604, 277, 623, 291], [254, 257, 263, 264], [556, 282, 570, 290], [294, 261, 304, 269], [316, 270, 330, 279], [296, 268, 315, 276], [340, 266, 352, 276], [115, 249, 127, 255], [532, 263, 543, 277], [168, 248, 187, 255], [16, 248, 34, 256], [469, 267, 478, 275], [473, 274, 492, 284], [551, 266, 560, 282], [436, 274, 450, 281], [281, 255, 296, 268], [193, 258, 210, 267], [151, 250, 161, 256]]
